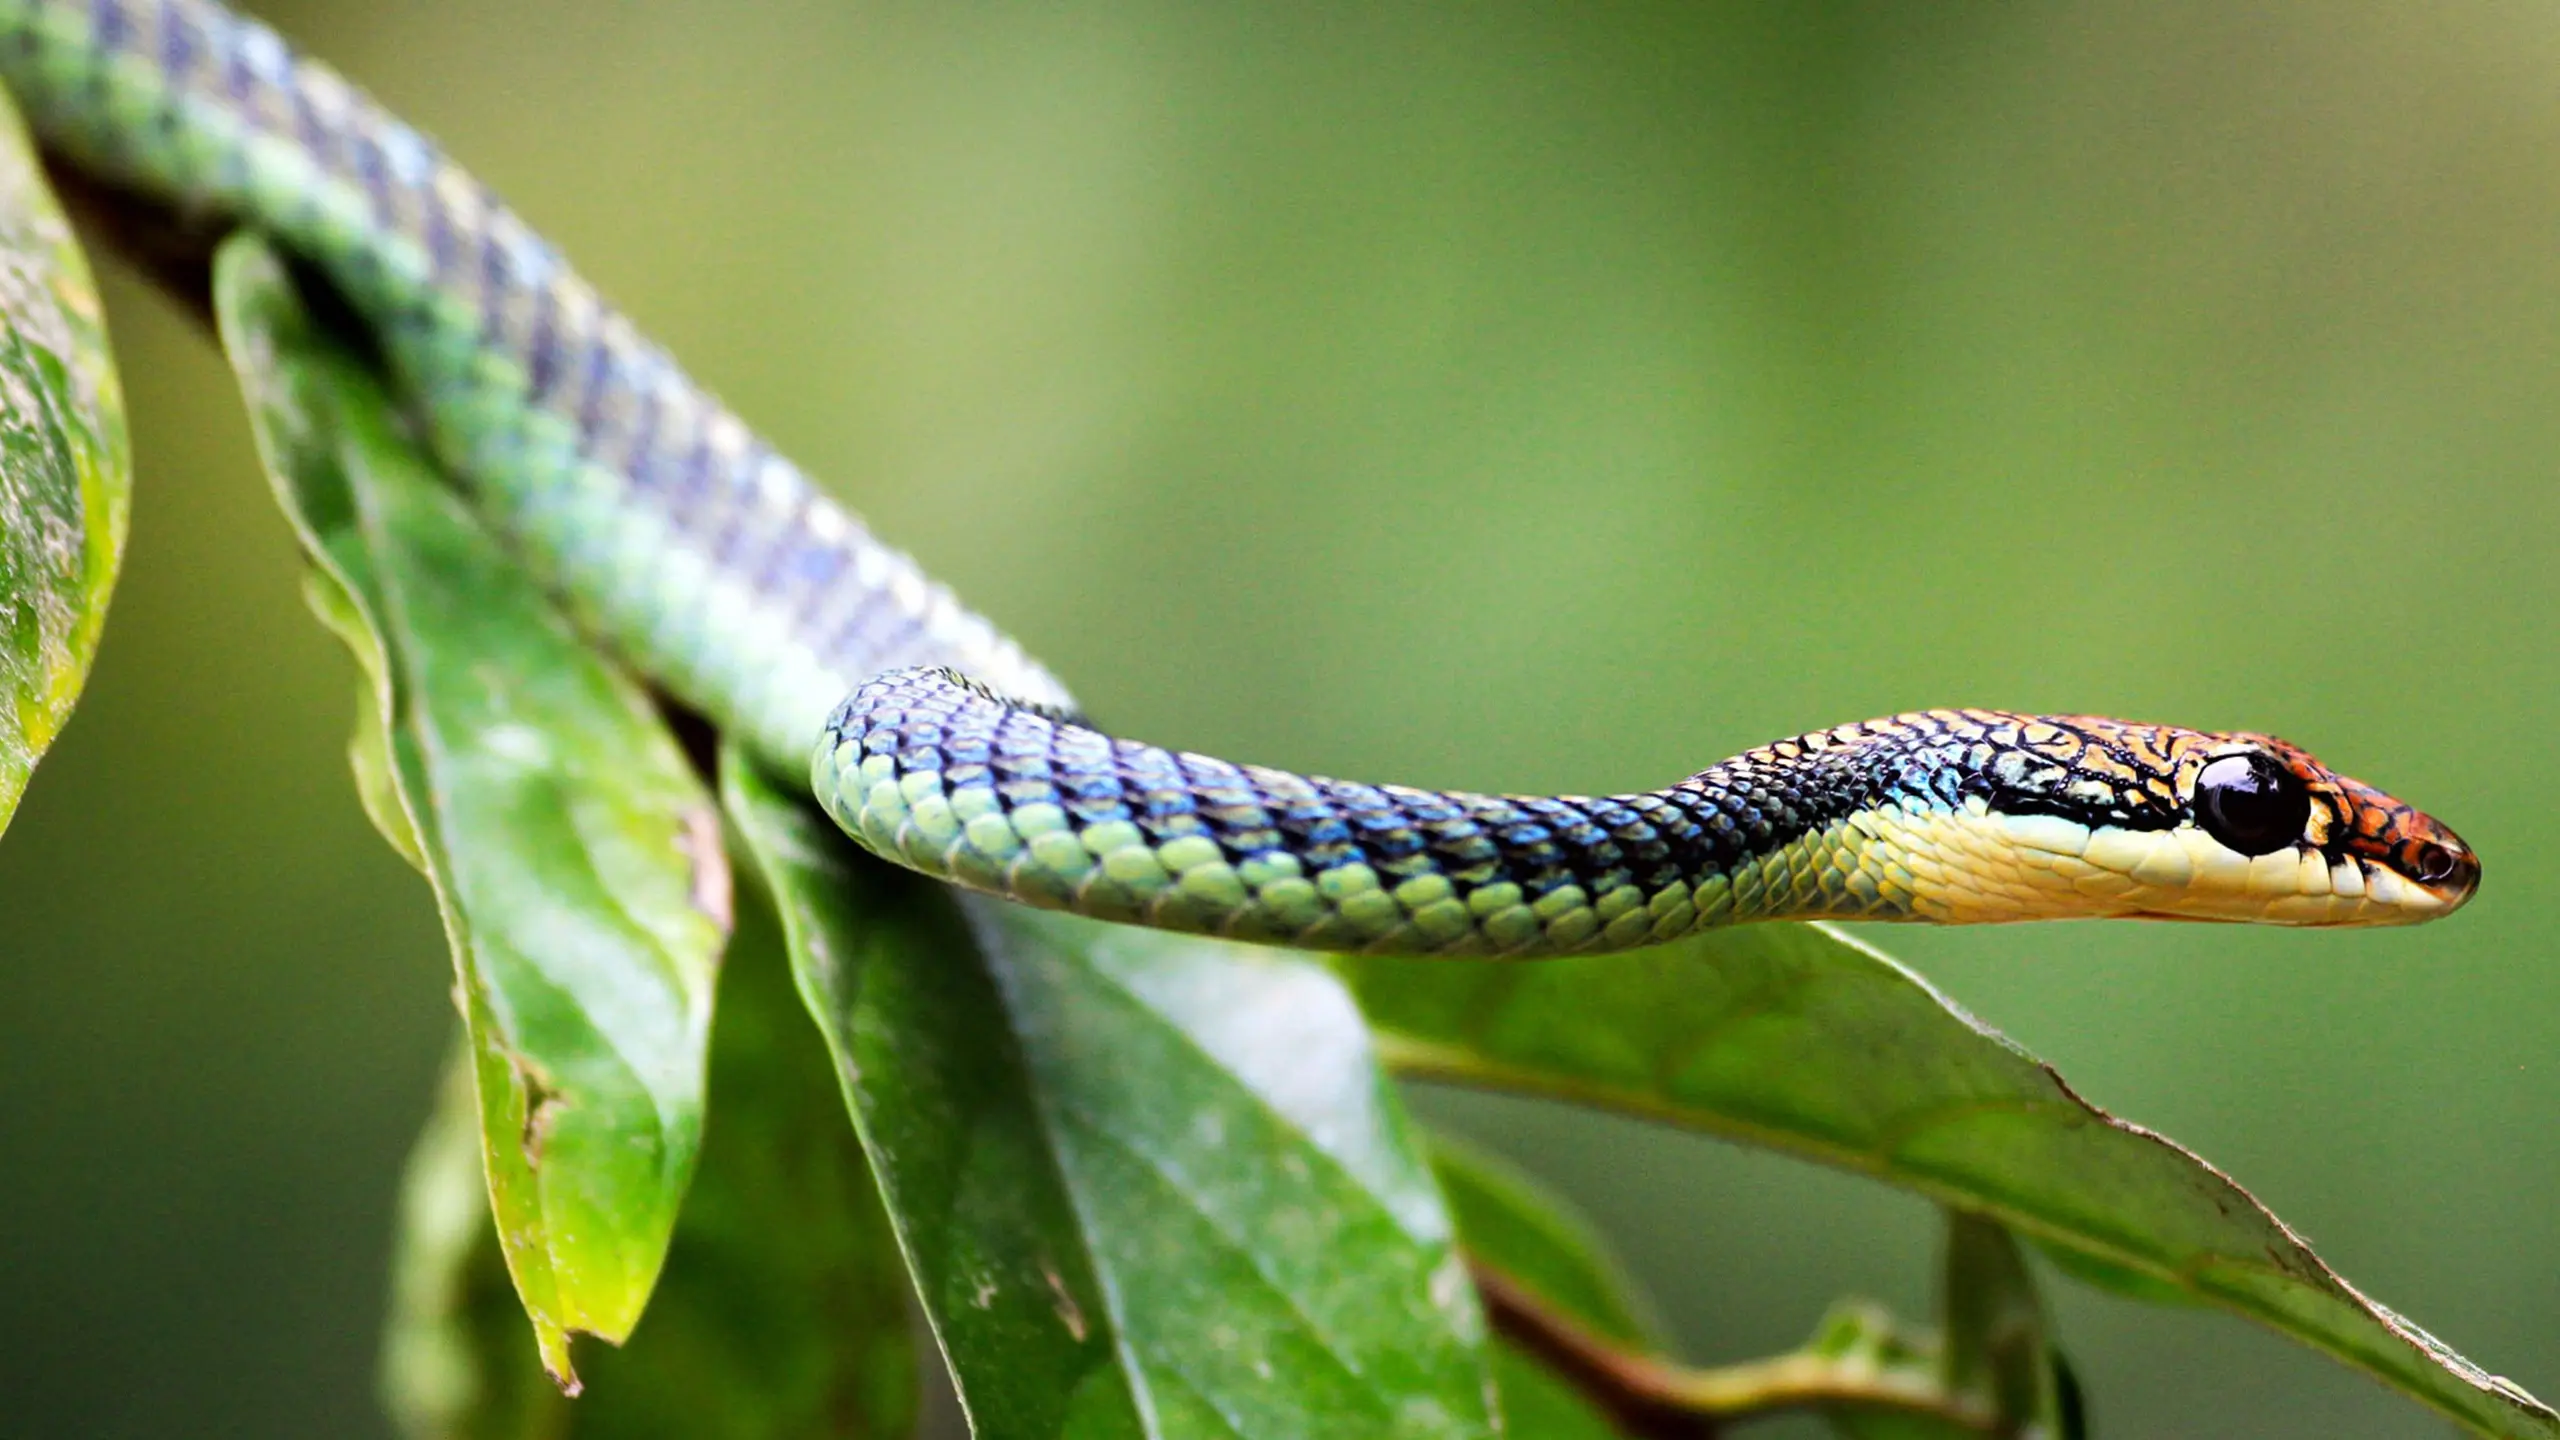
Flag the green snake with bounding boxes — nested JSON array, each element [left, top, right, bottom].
[[0, 0, 2481, 957]]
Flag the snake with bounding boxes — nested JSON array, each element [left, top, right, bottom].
[[0, 0, 2482, 957]]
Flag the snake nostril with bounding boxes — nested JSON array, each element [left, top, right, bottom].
[[2411, 842, 2463, 886]]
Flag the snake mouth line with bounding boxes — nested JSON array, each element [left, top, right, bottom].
[[1975, 811, 2479, 929]]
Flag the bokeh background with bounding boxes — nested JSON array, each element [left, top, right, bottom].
[[3, 2, 2555, 1435]]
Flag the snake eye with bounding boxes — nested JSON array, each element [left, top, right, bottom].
[[2195, 753, 2310, 856]]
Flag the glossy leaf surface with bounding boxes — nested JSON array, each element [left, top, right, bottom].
[[0, 84, 124, 838], [381, 889, 918, 1438], [217, 236, 725, 1384], [1345, 925, 2554, 1439], [725, 747, 1496, 1439]]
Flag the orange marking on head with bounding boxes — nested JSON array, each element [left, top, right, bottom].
[[2075, 750, 2139, 783], [2228, 731, 2480, 903]]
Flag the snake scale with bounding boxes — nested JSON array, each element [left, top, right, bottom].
[[0, 0, 2481, 956]]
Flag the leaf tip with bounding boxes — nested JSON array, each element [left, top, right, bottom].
[[534, 1318, 581, 1396]]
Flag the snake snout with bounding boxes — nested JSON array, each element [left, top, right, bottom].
[[2294, 752, 2482, 921], [2394, 823, 2480, 914]]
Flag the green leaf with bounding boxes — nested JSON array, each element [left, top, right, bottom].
[[212, 235, 726, 1385], [1429, 1134, 1664, 1352], [1486, 1348, 1626, 1440], [722, 747, 1496, 1439], [379, 1046, 564, 1439], [1343, 925, 2556, 1439], [300, 567, 428, 870], [0, 84, 126, 839], [381, 880, 919, 1439], [1427, 1136, 1650, 1438], [1935, 1214, 2072, 1440]]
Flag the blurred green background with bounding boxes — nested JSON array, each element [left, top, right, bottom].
[[3, 1, 2554, 1434]]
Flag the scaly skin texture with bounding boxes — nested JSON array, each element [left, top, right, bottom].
[[0, 0, 1070, 773], [0, 0, 2482, 955], [820, 670, 2478, 957]]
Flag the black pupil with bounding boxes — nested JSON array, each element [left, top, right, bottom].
[[2196, 753, 2310, 856]]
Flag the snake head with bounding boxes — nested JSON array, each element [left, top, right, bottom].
[[1979, 716, 2481, 926], [2193, 729, 2480, 920]]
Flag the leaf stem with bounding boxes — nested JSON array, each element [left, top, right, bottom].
[[1473, 1257, 1995, 1436]]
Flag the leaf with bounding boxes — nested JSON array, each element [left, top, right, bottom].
[[1429, 1134, 1665, 1353], [1342, 924, 2556, 1439], [1486, 1349, 1627, 1440], [1428, 1137, 1652, 1438], [381, 880, 919, 1439], [722, 746, 1497, 1440], [379, 1045, 565, 1440], [301, 567, 427, 870], [212, 235, 726, 1386], [0, 83, 126, 839], [1934, 1214, 2072, 1440]]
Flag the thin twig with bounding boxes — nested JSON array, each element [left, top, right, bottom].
[[1472, 1255, 1993, 1436]]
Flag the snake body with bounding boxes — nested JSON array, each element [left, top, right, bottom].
[[0, 0, 2482, 956]]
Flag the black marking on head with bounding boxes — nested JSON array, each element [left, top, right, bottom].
[[1657, 714, 2205, 873]]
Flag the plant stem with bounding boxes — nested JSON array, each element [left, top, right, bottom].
[[1473, 1256, 1994, 1436]]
